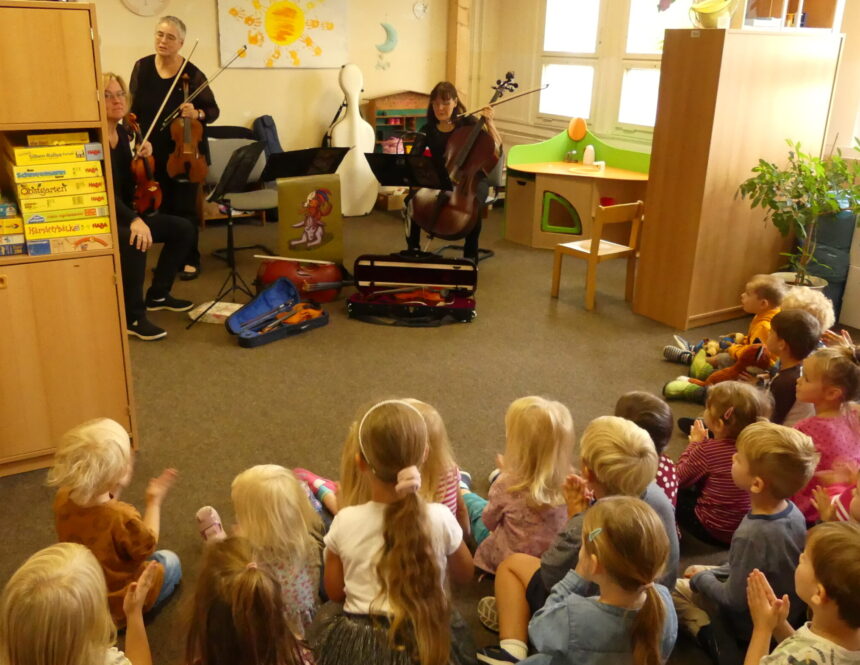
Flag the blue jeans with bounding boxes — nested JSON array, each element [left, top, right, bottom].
[[462, 491, 491, 544], [148, 549, 182, 609]]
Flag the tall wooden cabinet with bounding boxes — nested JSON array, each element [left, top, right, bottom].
[[633, 29, 842, 330], [0, 1, 137, 476]]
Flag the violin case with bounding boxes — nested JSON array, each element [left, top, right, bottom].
[[226, 277, 328, 348], [347, 253, 477, 326]]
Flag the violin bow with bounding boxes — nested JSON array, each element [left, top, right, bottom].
[[159, 45, 247, 131], [134, 39, 199, 156], [461, 84, 549, 117], [253, 254, 336, 266]]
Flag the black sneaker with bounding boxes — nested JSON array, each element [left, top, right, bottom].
[[145, 294, 193, 312], [127, 318, 167, 341]]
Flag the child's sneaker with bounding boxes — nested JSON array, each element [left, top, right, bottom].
[[690, 349, 715, 381], [663, 377, 707, 404], [477, 596, 499, 632], [663, 345, 693, 364], [196, 506, 226, 542], [673, 334, 692, 351], [293, 467, 337, 495], [477, 646, 520, 664], [488, 468, 501, 486], [459, 470, 473, 492]]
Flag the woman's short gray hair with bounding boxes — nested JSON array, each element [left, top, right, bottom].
[[158, 15, 186, 40]]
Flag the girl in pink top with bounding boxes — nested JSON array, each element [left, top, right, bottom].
[[461, 396, 574, 573], [792, 346, 860, 522]]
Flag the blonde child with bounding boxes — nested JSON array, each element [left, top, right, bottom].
[[792, 345, 860, 522], [676, 381, 773, 545], [196, 465, 323, 639], [674, 422, 818, 658], [477, 416, 678, 661], [315, 399, 474, 665], [781, 285, 836, 336], [812, 462, 860, 522], [0, 542, 157, 665], [295, 399, 469, 533], [47, 417, 180, 626], [745, 522, 860, 664], [185, 536, 307, 665], [459, 396, 573, 574], [615, 391, 678, 505], [480, 497, 678, 665]]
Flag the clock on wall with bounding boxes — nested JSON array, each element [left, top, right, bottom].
[[121, 0, 170, 17]]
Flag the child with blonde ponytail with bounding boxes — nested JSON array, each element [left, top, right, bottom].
[[315, 399, 475, 665], [482, 497, 677, 665]]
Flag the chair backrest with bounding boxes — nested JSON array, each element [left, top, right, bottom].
[[206, 136, 266, 188], [591, 200, 644, 253]]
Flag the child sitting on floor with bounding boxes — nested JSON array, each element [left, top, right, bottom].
[[0, 542, 157, 665], [460, 396, 574, 574], [185, 536, 308, 665], [745, 522, 860, 664], [813, 462, 860, 523], [196, 465, 324, 639], [676, 381, 773, 545], [47, 417, 180, 627], [615, 391, 678, 506], [480, 497, 678, 665], [792, 345, 860, 523], [476, 416, 678, 662], [673, 422, 818, 660], [781, 285, 836, 339]]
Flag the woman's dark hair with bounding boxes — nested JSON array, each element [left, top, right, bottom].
[[426, 81, 466, 126]]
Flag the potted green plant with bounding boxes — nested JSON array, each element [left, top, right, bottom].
[[738, 139, 860, 287]]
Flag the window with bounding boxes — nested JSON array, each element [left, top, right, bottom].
[[538, 0, 694, 141]]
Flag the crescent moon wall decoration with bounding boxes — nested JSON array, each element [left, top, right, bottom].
[[375, 22, 398, 53]]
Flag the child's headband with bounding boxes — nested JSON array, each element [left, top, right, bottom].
[[357, 400, 426, 496]]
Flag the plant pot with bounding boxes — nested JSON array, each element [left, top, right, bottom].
[[770, 271, 828, 291]]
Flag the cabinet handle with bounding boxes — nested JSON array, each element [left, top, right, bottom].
[[0, 275, 6, 289]]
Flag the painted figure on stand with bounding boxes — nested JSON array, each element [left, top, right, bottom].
[[291, 189, 334, 248]]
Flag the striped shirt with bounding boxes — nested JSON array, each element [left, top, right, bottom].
[[434, 465, 460, 517], [677, 437, 749, 543]]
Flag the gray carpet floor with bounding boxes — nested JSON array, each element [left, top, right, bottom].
[[3, 205, 819, 663]]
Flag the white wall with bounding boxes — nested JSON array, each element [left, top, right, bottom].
[[92, 0, 448, 148]]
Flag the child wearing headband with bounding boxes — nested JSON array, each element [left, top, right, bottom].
[[676, 381, 773, 545], [314, 399, 475, 665]]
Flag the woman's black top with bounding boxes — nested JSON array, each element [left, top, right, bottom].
[[416, 113, 478, 172], [129, 55, 220, 167], [109, 124, 140, 227]]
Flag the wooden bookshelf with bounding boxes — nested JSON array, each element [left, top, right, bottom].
[[363, 91, 430, 153]]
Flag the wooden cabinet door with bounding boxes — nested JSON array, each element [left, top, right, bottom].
[[0, 5, 99, 124], [0, 256, 130, 468]]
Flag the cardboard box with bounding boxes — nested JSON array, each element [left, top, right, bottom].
[[16, 176, 106, 199], [24, 217, 111, 240], [3, 141, 103, 166], [23, 206, 110, 225], [0, 201, 18, 218], [375, 188, 407, 211], [18, 191, 110, 214], [0, 217, 23, 234], [26, 131, 91, 147], [0, 234, 26, 255], [10, 161, 103, 182], [26, 233, 112, 256]]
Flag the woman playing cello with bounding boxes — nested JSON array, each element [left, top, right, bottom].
[[129, 15, 220, 280], [406, 81, 502, 263], [105, 72, 195, 341]]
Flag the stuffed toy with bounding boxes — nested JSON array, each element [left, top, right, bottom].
[[692, 338, 721, 357], [689, 344, 771, 387], [719, 333, 745, 350]]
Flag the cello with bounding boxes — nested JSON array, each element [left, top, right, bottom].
[[124, 112, 162, 215], [410, 74, 517, 240], [166, 73, 208, 182]]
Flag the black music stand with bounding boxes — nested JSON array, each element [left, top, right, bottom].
[[259, 146, 349, 181], [188, 141, 266, 328]]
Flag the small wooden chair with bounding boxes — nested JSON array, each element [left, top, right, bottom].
[[550, 200, 644, 310]]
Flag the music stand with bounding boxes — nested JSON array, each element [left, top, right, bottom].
[[365, 153, 453, 191], [188, 141, 265, 328], [259, 146, 349, 181]]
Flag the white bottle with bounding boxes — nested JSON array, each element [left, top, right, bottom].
[[583, 144, 595, 165]]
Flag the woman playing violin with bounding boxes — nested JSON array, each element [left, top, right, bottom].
[[129, 15, 220, 280], [105, 72, 195, 341], [406, 81, 502, 262]]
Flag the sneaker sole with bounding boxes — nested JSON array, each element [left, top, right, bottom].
[[127, 328, 167, 341], [146, 303, 194, 312], [477, 598, 499, 633]]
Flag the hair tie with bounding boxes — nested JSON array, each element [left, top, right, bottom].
[[246, 561, 257, 571], [357, 399, 426, 473], [395, 465, 422, 496], [587, 527, 602, 542], [722, 406, 734, 422]]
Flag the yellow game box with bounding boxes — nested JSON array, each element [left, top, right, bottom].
[[16, 177, 106, 200], [23, 206, 110, 225], [26, 233, 112, 256], [18, 191, 110, 214], [3, 142, 103, 166], [10, 162, 103, 182], [24, 217, 111, 240], [0, 217, 23, 234], [26, 132, 91, 147]]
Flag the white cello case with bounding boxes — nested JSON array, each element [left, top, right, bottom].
[[330, 64, 379, 216]]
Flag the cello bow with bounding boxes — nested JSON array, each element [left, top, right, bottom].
[[460, 84, 549, 118]]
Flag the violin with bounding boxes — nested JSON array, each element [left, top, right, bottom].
[[255, 256, 345, 303], [166, 73, 207, 183], [124, 112, 162, 215], [410, 73, 517, 240]]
